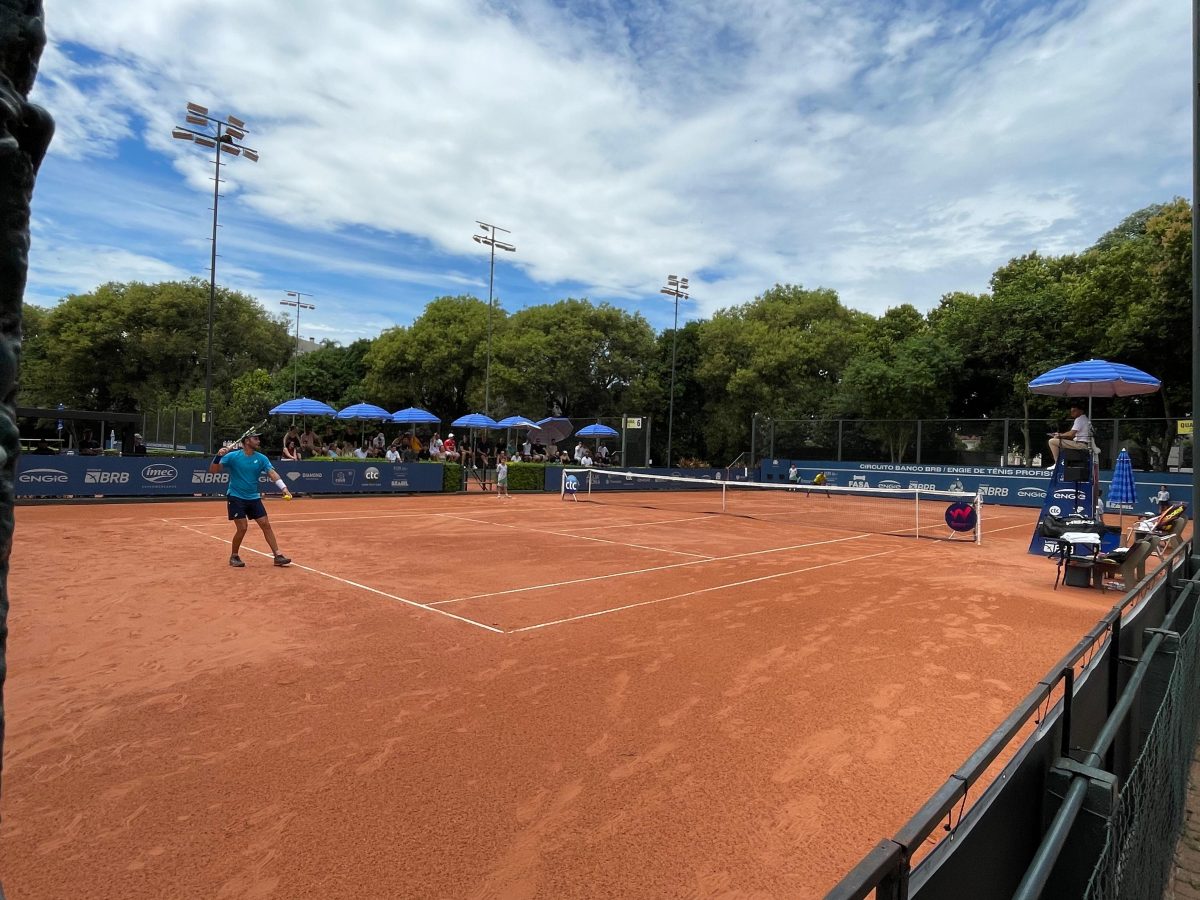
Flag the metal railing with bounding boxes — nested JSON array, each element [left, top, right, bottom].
[[827, 540, 1190, 899]]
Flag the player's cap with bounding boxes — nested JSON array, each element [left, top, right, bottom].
[[448, 432, 454, 438], [242, 429, 262, 442], [134, 433, 142, 440]]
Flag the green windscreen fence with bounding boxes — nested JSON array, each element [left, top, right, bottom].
[[1085, 593, 1200, 900]]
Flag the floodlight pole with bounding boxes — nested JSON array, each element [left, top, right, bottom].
[[172, 103, 258, 453], [280, 291, 315, 399], [660, 275, 690, 468], [473, 221, 515, 416]]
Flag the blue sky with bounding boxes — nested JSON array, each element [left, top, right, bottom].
[[27, 0, 1190, 345]]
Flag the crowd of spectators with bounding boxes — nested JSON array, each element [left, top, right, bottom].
[[270, 424, 616, 468]]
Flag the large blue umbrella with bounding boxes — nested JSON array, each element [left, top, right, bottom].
[[577, 423, 618, 438], [336, 403, 392, 420], [1029, 359, 1161, 416], [451, 413, 499, 429], [495, 415, 540, 429], [270, 397, 336, 416], [1106, 448, 1139, 530], [392, 406, 439, 425]]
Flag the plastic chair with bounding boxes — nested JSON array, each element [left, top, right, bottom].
[[1094, 540, 1153, 590]]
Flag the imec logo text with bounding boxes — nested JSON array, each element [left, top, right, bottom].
[[142, 464, 178, 483], [85, 470, 129, 484], [18, 467, 68, 484]]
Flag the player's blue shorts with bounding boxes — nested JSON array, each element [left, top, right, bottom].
[[227, 496, 267, 520]]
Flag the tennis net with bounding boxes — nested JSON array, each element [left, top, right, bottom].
[[560, 469, 983, 542]]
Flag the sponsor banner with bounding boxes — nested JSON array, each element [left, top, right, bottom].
[[759, 459, 1194, 516], [16, 457, 443, 497]]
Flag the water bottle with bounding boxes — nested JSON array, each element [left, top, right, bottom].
[[109, 429, 116, 450]]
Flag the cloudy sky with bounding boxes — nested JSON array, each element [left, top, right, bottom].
[[27, 0, 1190, 344]]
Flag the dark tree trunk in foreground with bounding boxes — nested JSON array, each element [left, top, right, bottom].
[[0, 3, 53, 896]]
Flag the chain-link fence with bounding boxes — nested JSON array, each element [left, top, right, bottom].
[[142, 407, 206, 451], [749, 415, 1191, 470], [1085, 586, 1200, 900]]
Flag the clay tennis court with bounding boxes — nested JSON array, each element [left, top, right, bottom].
[[3, 492, 1124, 898]]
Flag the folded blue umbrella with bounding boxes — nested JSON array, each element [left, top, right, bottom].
[[270, 397, 336, 416], [336, 403, 392, 420]]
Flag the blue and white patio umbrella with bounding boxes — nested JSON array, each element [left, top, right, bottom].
[[392, 406, 439, 425], [495, 415, 541, 429], [1029, 359, 1161, 419], [451, 413, 499, 430], [269, 397, 337, 416], [576, 423, 618, 438], [336, 403, 392, 420], [1107, 448, 1139, 530]]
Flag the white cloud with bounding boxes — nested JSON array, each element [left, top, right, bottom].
[[25, 0, 1192, 339]]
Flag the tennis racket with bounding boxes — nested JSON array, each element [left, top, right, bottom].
[[225, 418, 269, 448]]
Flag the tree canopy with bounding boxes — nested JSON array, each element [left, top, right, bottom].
[[19, 199, 1194, 468]]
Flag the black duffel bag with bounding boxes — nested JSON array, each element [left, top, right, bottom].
[[1039, 514, 1102, 539]]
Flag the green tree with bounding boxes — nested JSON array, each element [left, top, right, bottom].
[[695, 284, 870, 464], [21, 280, 292, 418], [361, 295, 492, 416], [489, 299, 656, 418]]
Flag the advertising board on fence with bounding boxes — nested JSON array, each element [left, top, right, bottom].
[[16, 457, 444, 498]]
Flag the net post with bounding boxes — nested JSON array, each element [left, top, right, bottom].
[[974, 492, 983, 544], [915, 489, 920, 537]]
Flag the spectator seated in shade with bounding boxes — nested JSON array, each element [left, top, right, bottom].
[[352, 444, 368, 459], [281, 434, 302, 461], [79, 428, 101, 456], [530, 440, 546, 462], [596, 444, 609, 466], [386, 439, 403, 463], [581, 448, 594, 467], [130, 433, 148, 456], [428, 432, 444, 460], [573, 441, 585, 464], [371, 431, 386, 454], [299, 426, 318, 458], [442, 433, 460, 462], [31, 437, 57, 455]]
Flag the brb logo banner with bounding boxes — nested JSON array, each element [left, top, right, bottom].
[[14, 457, 444, 497]]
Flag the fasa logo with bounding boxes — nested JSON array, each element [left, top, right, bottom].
[[18, 467, 68, 484], [85, 470, 129, 484], [192, 472, 227, 484], [978, 485, 1009, 497], [1053, 489, 1080, 501], [142, 464, 178, 484], [850, 476, 868, 486], [365, 467, 380, 481], [878, 480, 903, 489], [1018, 488, 1047, 499]]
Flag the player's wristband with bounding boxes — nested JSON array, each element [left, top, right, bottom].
[[274, 478, 287, 492]]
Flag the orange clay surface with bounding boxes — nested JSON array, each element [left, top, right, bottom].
[[1, 493, 1134, 898]]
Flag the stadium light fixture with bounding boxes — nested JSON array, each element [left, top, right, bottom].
[[659, 274, 690, 468], [171, 102, 260, 454], [280, 291, 316, 404], [473, 221, 516, 416]]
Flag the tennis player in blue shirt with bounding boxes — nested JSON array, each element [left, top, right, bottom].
[[210, 430, 293, 568]]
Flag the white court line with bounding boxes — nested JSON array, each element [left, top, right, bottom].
[[167, 520, 503, 634], [567, 514, 718, 532], [431, 532, 873, 605], [438, 512, 715, 560], [508, 548, 903, 632]]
